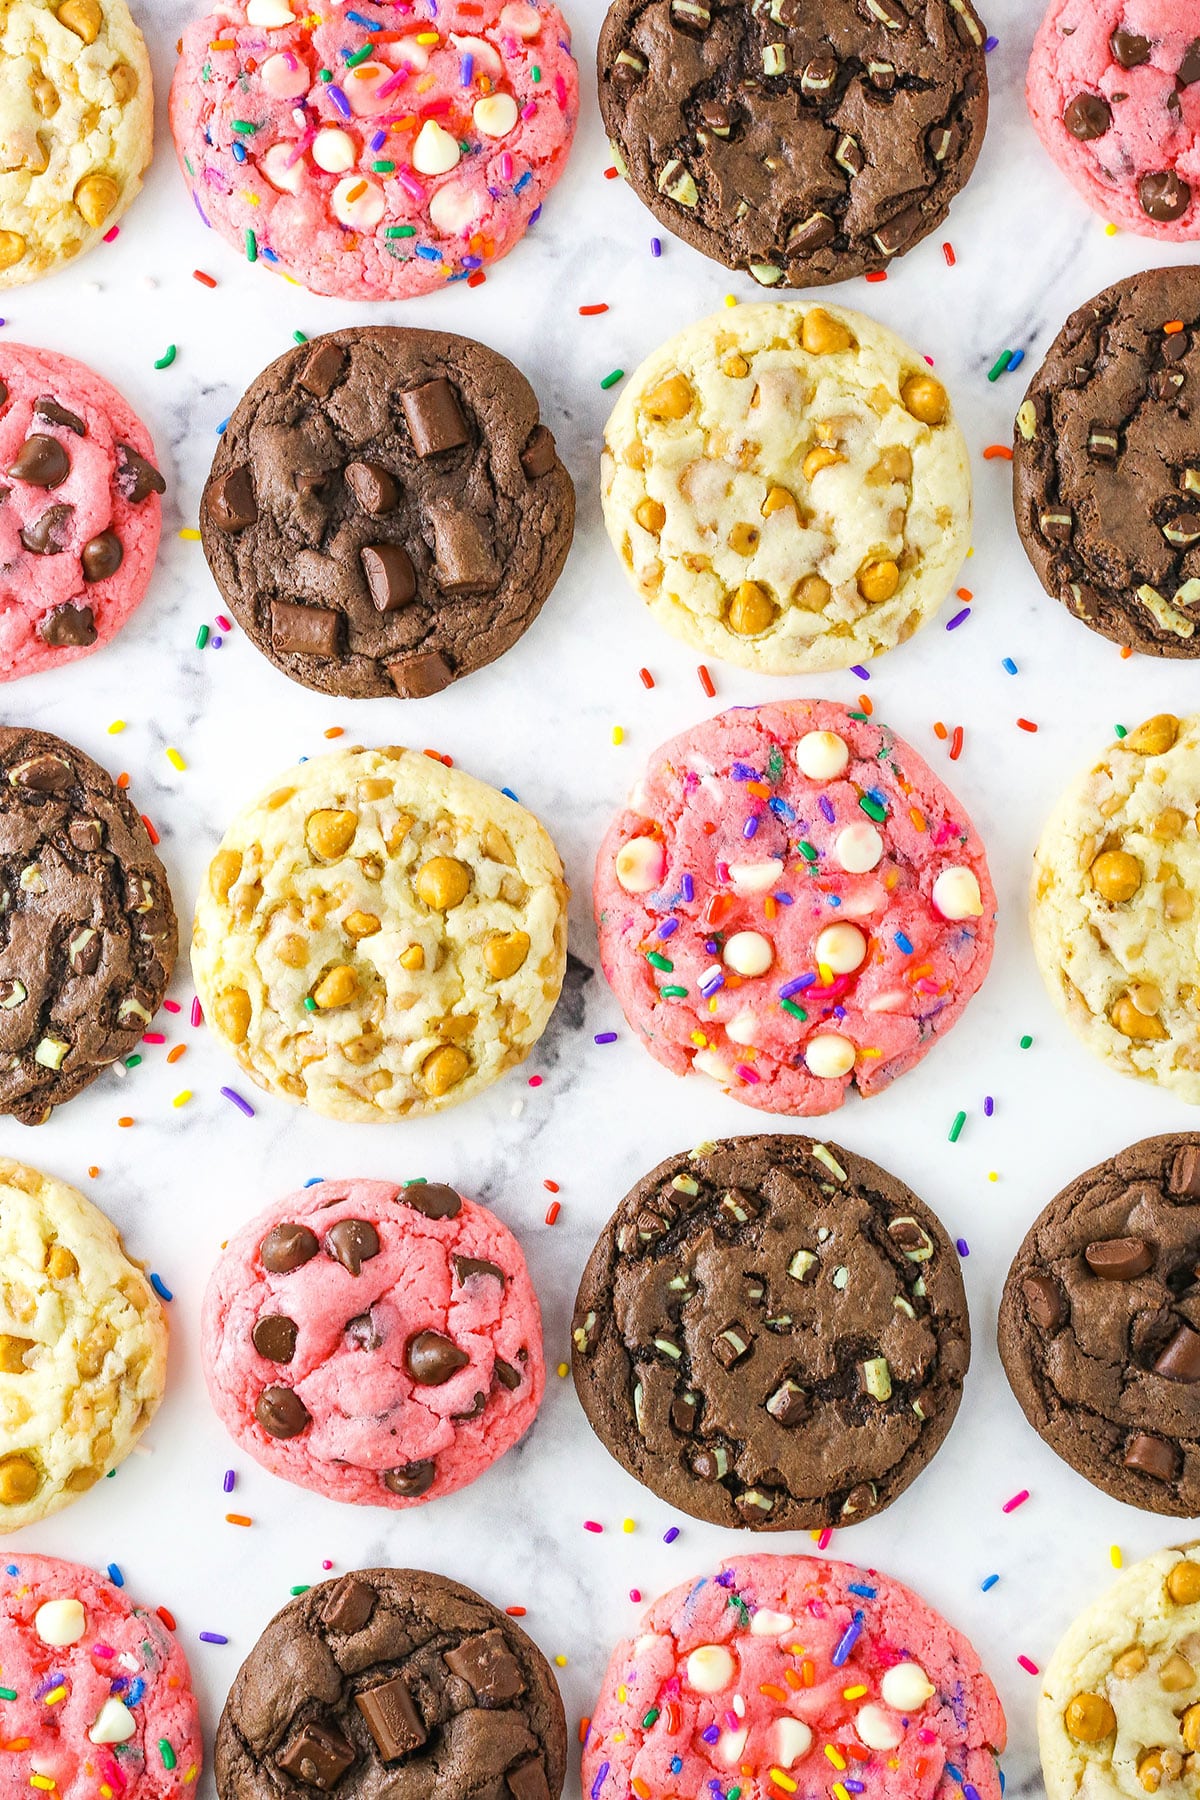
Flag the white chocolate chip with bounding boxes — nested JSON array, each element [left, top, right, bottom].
[[428, 182, 479, 235], [246, 0, 294, 23], [89, 1699, 137, 1744], [35, 1599, 85, 1647], [804, 1033, 855, 1079], [856, 1704, 903, 1750], [686, 1644, 736, 1693], [932, 866, 983, 921], [499, 1, 542, 36], [393, 35, 431, 71], [692, 1049, 733, 1084], [260, 53, 309, 99], [449, 32, 504, 77], [725, 1008, 758, 1046], [614, 836, 664, 894], [795, 730, 849, 781], [722, 931, 773, 977], [343, 63, 393, 116], [331, 174, 385, 228], [473, 93, 519, 138], [718, 1728, 747, 1764], [312, 128, 357, 174], [261, 144, 304, 193], [729, 860, 783, 893], [771, 1717, 813, 1766], [412, 119, 461, 176], [750, 1609, 794, 1635], [835, 823, 884, 873], [880, 1661, 935, 1712], [815, 924, 867, 974]]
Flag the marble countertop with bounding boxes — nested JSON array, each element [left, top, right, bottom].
[[8, 0, 1200, 1792]]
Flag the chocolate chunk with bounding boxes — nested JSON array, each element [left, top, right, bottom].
[[355, 1675, 427, 1760], [872, 204, 923, 258], [39, 602, 96, 648], [1064, 93, 1111, 139], [452, 1254, 506, 1285], [1172, 1145, 1200, 1197], [401, 1181, 461, 1219], [406, 1330, 469, 1385], [255, 1385, 311, 1438], [430, 507, 499, 595], [787, 211, 837, 254], [325, 1218, 380, 1275], [507, 1758, 551, 1800], [519, 424, 558, 480], [34, 396, 84, 436], [68, 817, 102, 851], [713, 1322, 751, 1368], [299, 342, 347, 398], [9, 435, 69, 488], [801, 54, 837, 94], [1155, 1324, 1200, 1382], [323, 1577, 376, 1634], [115, 443, 166, 503], [271, 600, 342, 657], [1111, 27, 1151, 67], [69, 929, 101, 975], [20, 504, 72, 553], [382, 1460, 436, 1496], [1124, 1431, 1180, 1481], [1180, 37, 1200, 84], [208, 465, 257, 532], [388, 651, 453, 698], [669, 1391, 699, 1433], [82, 531, 123, 582], [764, 1377, 809, 1426], [494, 1356, 522, 1390], [276, 1722, 356, 1790], [1085, 1237, 1154, 1280], [10, 753, 71, 791], [401, 378, 469, 457], [345, 460, 399, 515], [361, 542, 417, 611], [252, 1315, 298, 1362], [444, 1629, 525, 1704], [346, 1311, 382, 1351], [1022, 1272, 1066, 1330], [1140, 171, 1192, 222], [260, 1223, 319, 1272]]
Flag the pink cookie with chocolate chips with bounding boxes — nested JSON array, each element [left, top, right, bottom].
[[202, 1177, 545, 1507], [1028, 0, 1200, 237], [0, 345, 165, 683], [169, 0, 578, 300], [584, 1554, 1006, 1800], [594, 700, 996, 1116]]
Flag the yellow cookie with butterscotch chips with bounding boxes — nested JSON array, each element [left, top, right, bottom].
[[191, 745, 569, 1123]]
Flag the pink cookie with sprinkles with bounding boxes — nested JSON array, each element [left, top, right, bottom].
[[0, 1554, 202, 1799], [594, 700, 996, 1116], [168, 0, 579, 300], [584, 1554, 1006, 1800]]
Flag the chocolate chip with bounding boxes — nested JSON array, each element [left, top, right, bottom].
[[325, 1218, 379, 1275], [9, 435, 69, 488], [260, 1223, 319, 1273], [345, 1311, 382, 1351], [82, 531, 123, 582], [388, 650, 453, 698], [276, 1722, 356, 1791], [1111, 27, 1151, 66], [507, 1758, 551, 1800], [1173, 1145, 1200, 1197], [39, 603, 96, 648], [1123, 1431, 1180, 1481], [255, 1385, 310, 1438], [34, 396, 84, 436], [115, 443, 166, 504], [361, 542, 417, 611], [381, 1460, 436, 1497], [401, 1181, 461, 1219], [208, 465, 257, 532], [401, 378, 469, 457], [872, 204, 923, 258], [345, 460, 399, 515], [519, 424, 558, 480], [406, 1330, 469, 1385], [299, 341, 347, 399], [801, 54, 837, 94], [1140, 171, 1192, 222], [1022, 1272, 1066, 1330], [1155, 1324, 1200, 1381], [765, 1377, 809, 1425], [713, 1323, 751, 1368], [1181, 37, 1200, 84], [735, 1486, 779, 1521], [252, 1315, 298, 1362], [68, 818, 102, 851], [271, 600, 342, 657], [699, 97, 734, 131], [356, 1674, 427, 1760], [787, 211, 837, 253], [670, 1391, 699, 1433], [323, 1577, 376, 1633], [452, 1390, 487, 1420], [69, 929, 101, 975], [1085, 1236, 1154, 1280], [452, 1254, 506, 1285], [494, 1356, 522, 1390], [444, 1629, 525, 1704], [1064, 93, 1111, 139], [10, 753, 71, 791], [430, 507, 498, 595], [20, 505, 72, 553]]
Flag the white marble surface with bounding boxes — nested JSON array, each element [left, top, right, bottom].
[[10, 0, 1200, 1792]]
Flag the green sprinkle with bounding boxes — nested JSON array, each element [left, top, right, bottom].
[[345, 42, 374, 66], [319, 67, 333, 81], [948, 1110, 966, 1143], [641, 1709, 660, 1729], [729, 1788, 742, 1798], [372, 160, 396, 172], [1019, 1033, 1033, 1049], [245, 228, 258, 264], [780, 999, 808, 1021], [859, 795, 887, 822], [847, 710, 869, 722], [231, 119, 258, 133], [727, 1593, 750, 1625], [290, 1584, 311, 1596], [385, 224, 417, 238], [798, 840, 818, 862], [987, 349, 1014, 383], [293, 330, 308, 344], [303, 996, 317, 1012], [125, 1054, 142, 1069], [1114, 723, 1127, 738], [153, 345, 177, 370], [531, 64, 541, 79], [195, 623, 210, 650], [660, 984, 688, 998], [0, 1688, 16, 1701], [199, 66, 211, 84], [184, 154, 195, 176], [159, 1741, 177, 1772], [646, 951, 673, 972], [766, 747, 784, 781], [600, 368, 625, 390]]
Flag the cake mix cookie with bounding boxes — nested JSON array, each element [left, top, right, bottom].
[[0, 726, 177, 1125], [594, 700, 995, 1115], [1014, 268, 1200, 657], [1028, 0, 1200, 240], [1031, 713, 1200, 1101], [0, 1553, 202, 1798], [201, 327, 574, 700], [0, 0, 154, 287], [598, 0, 989, 287], [204, 1177, 544, 1507], [572, 1134, 969, 1530], [585, 1553, 1006, 1800], [0, 344, 166, 682], [1040, 1543, 1200, 1797], [0, 1157, 166, 1529], [216, 1567, 566, 1800], [602, 302, 972, 674], [999, 1134, 1200, 1516], [170, 0, 578, 302], [192, 745, 568, 1122]]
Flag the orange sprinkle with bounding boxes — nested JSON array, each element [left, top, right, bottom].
[[801, 1659, 815, 1687], [507, 1606, 528, 1616], [763, 895, 777, 921], [423, 748, 454, 766], [577, 1717, 590, 1743], [759, 1683, 788, 1701], [909, 807, 927, 832], [698, 664, 716, 698], [1017, 717, 1038, 733], [141, 814, 160, 845], [193, 269, 217, 287], [167, 1044, 187, 1064], [858, 693, 872, 715], [117, 771, 130, 788], [933, 721, 948, 741], [87, 1166, 100, 1178], [1165, 320, 1185, 334], [209, 37, 235, 48], [746, 782, 771, 801], [544, 1179, 560, 1193], [844, 1744, 871, 1763], [956, 587, 973, 601], [632, 1781, 651, 1798], [579, 304, 610, 316], [1120, 644, 1133, 659], [225, 1513, 252, 1527], [983, 444, 1014, 460], [117, 1117, 134, 1129], [864, 270, 887, 283], [324, 726, 344, 739], [784, 1668, 802, 1689]]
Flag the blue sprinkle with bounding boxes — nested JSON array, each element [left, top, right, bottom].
[[216, 416, 230, 434], [501, 787, 520, 802], [260, 246, 279, 263], [894, 931, 914, 955], [818, 795, 835, 824], [831, 1610, 863, 1667], [850, 664, 870, 681], [107, 1563, 124, 1587], [1000, 1771, 1005, 1793], [742, 815, 758, 839], [670, 1759, 683, 1776], [150, 1273, 173, 1302], [847, 1582, 877, 1599], [303, 1177, 324, 1187], [514, 170, 533, 193], [231, 140, 247, 163], [768, 796, 797, 823], [590, 1761, 610, 1800], [415, 244, 442, 260], [126, 1677, 146, 1707], [5, 1565, 16, 1575], [773, 892, 793, 905], [345, 7, 381, 23], [866, 787, 888, 809], [1007, 349, 1025, 372], [946, 1768, 963, 1784], [981, 1573, 1000, 1591], [1002, 656, 1018, 675], [657, 918, 680, 939], [651, 237, 662, 257]]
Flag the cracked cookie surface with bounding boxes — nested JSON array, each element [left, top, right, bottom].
[[602, 302, 971, 674], [216, 1567, 566, 1800], [1013, 268, 1200, 656], [201, 327, 574, 700], [597, 0, 988, 286], [191, 744, 568, 1123], [571, 1134, 969, 1531]]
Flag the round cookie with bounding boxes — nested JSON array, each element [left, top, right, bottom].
[[1039, 1543, 1200, 1797], [598, 0, 989, 287], [584, 1553, 1006, 1800], [191, 744, 568, 1122], [572, 1134, 969, 1531], [216, 1567, 566, 1800], [999, 1133, 1200, 1516], [200, 327, 574, 700], [0, 726, 178, 1126], [1031, 712, 1200, 1101], [0, 343, 166, 682], [602, 301, 972, 674], [595, 699, 996, 1116], [0, 1157, 166, 1529], [1013, 268, 1200, 657], [1028, 0, 1200, 240], [169, 0, 578, 303], [203, 1177, 544, 1508], [0, 0, 153, 287], [0, 1553, 202, 1798]]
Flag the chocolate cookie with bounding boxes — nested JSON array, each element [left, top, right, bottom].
[[215, 1568, 567, 1800], [597, 0, 990, 288], [0, 727, 177, 1125], [999, 1134, 1200, 1516], [1013, 266, 1200, 656], [571, 1134, 970, 1530], [200, 327, 575, 700]]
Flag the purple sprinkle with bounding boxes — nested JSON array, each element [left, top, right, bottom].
[[964, 1787, 982, 1800], [700, 973, 725, 997], [328, 84, 352, 118], [704, 939, 719, 955], [743, 815, 758, 839], [956, 1238, 970, 1258], [984, 33, 998, 50], [831, 1610, 863, 1667], [701, 1725, 719, 1745], [528, 203, 542, 224], [461, 52, 474, 84], [663, 1526, 679, 1543], [210, 634, 224, 648], [368, 127, 387, 152], [220, 1086, 255, 1118], [779, 973, 816, 999], [33, 1672, 66, 1701], [223, 1469, 235, 1494], [731, 761, 758, 782], [657, 918, 680, 939], [714, 1569, 736, 1588], [946, 606, 971, 631], [200, 1631, 229, 1645], [983, 1095, 994, 1117], [845, 1786, 865, 1796], [651, 237, 662, 257], [192, 191, 212, 228], [850, 664, 870, 681], [594, 1031, 618, 1045], [591, 1761, 610, 1800], [681, 872, 694, 903], [818, 795, 835, 823]]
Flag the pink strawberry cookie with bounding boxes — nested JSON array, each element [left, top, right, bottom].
[[169, 0, 578, 301], [0, 1554, 202, 1799], [202, 1177, 545, 1507], [1028, 0, 1200, 237], [584, 1554, 1006, 1800], [595, 700, 996, 1116], [0, 345, 165, 683]]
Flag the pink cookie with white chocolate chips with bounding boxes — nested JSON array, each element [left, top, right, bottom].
[[202, 1177, 545, 1507], [594, 700, 996, 1116], [168, 0, 578, 301], [584, 1555, 1006, 1800]]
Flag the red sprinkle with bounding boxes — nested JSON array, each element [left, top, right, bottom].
[[143, 1032, 166, 1045], [156, 1606, 177, 1631], [579, 1718, 591, 1745], [141, 814, 160, 845], [467, 271, 486, 288], [1017, 1655, 1039, 1676], [603, 165, 618, 179], [544, 1179, 560, 1192], [816, 1527, 833, 1550], [949, 725, 964, 762], [506, 1606, 527, 1617], [528, 1075, 543, 1088], [942, 242, 956, 267], [579, 304, 610, 316], [865, 270, 887, 282], [545, 1202, 561, 1225], [193, 270, 217, 287], [629, 1589, 641, 1602], [215, 614, 233, 631], [190, 996, 203, 1028], [638, 667, 655, 689], [698, 664, 716, 698], [103, 225, 120, 243], [163, 1000, 181, 1014], [1002, 1488, 1030, 1513], [983, 444, 1014, 461], [583, 1520, 603, 1533], [1016, 718, 1038, 733]]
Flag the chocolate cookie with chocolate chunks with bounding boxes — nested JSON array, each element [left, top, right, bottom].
[[0, 726, 176, 1125], [215, 1567, 567, 1800], [200, 327, 574, 699], [999, 1134, 1200, 1516], [571, 1134, 970, 1531], [598, 0, 990, 288], [1013, 267, 1200, 656]]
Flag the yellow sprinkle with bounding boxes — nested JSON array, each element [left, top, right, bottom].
[[768, 1771, 796, 1794], [31, 1779, 56, 1792], [173, 1090, 192, 1109], [1105, 221, 1118, 236], [707, 998, 718, 1013], [824, 1746, 847, 1771], [166, 747, 187, 771], [415, 28, 439, 40], [178, 527, 201, 541], [612, 725, 624, 745], [43, 1686, 66, 1706], [617, 1685, 627, 1704], [988, 1170, 999, 1182], [724, 293, 738, 308], [102, 1789, 113, 1799], [555, 1654, 568, 1667], [690, 1030, 707, 1047], [1111, 1545, 1123, 1569], [183, 1771, 198, 1787], [623, 1518, 635, 1534], [107, 720, 126, 735], [858, 1047, 882, 1059], [842, 1684, 867, 1699], [557, 1361, 569, 1379], [611, 1732, 626, 1745], [833, 1787, 850, 1800], [818, 962, 833, 985]]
